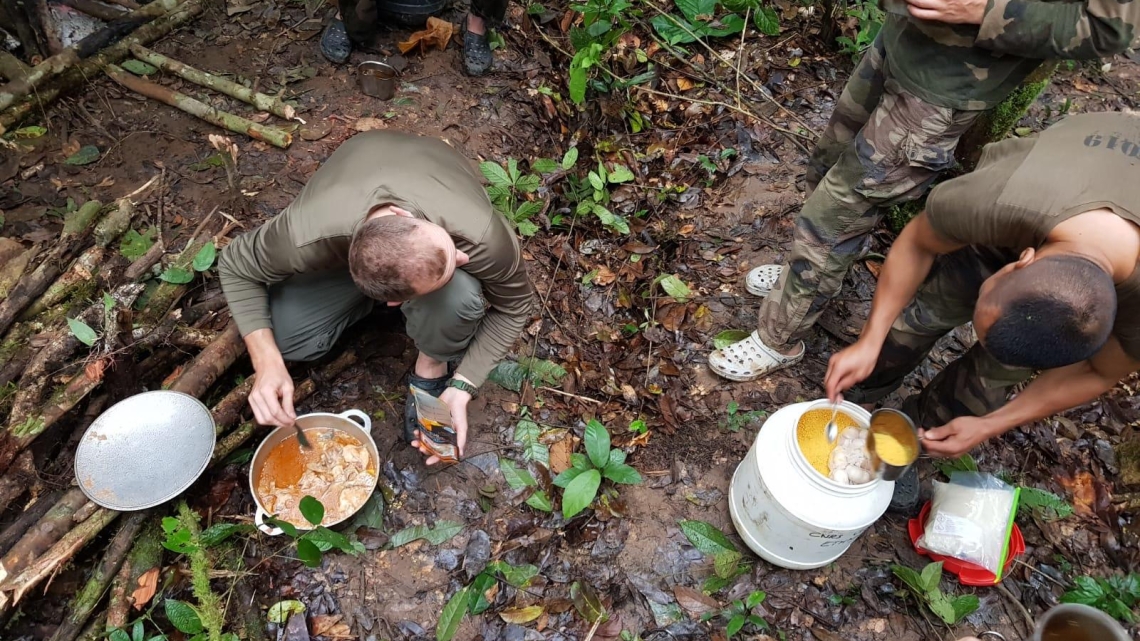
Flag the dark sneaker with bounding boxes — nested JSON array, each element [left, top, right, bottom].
[[404, 372, 450, 443], [463, 25, 493, 76], [320, 18, 352, 64]]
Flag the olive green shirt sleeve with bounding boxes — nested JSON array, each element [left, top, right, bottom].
[[453, 220, 534, 389], [217, 212, 344, 337], [976, 0, 1140, 59]]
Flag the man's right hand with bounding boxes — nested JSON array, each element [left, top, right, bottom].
[[824, 339, 882, 402], [244, 328, 297, 427]]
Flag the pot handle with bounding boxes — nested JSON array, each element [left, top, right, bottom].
[[255, 508, 284, 536], [339, 408, 372, 432]]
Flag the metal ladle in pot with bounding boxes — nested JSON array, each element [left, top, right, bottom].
[[824, 399, 841, 442]]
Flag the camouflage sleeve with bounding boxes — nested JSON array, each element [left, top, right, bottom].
[[975, 0, 1140, 59]]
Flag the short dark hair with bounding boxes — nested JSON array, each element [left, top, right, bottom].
[[348, 216, 447, 301], [982, 255, 1116, 369]]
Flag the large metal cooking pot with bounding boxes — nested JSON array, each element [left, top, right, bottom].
[[249, 409, 377, 535]]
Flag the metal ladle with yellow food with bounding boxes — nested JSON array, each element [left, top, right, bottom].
[[819, 399, 920, 483]]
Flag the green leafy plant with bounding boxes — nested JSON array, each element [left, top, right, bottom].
[[653, 273, 692, 302], [701, 590, 768, 638], [891, 562, 979, 625], [106, 619, 187, 641], [553, 420, 642, 518], [721, 401, 766, 433], [513, 409, 550, 466], [651, 0, 747, 45], [487, 356, 568, 392], [835, 0, 884, 58], [628, 418, 647, 434], [1061, 573, 1140, 622], [436, 561, 544, 640], [67, 317, 99, 347], [933, 453, 979, 477], [679, 520, 749, 593], [1019, 486, 1074, 522], [713, 329, 750, 349], [562, 161, 635, 233], [264, 495, 365, 567], [120, 228, 156, 260], [500, 457, 555, 512], [482, 159, 544, 236]]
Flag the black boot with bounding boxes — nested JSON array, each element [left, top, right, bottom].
[[463, 17, 493, 76], [404, 372, 450, 443], [320, 18, 353, 64]]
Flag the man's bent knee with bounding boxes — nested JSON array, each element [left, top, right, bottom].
[[404, 270, 486, 362]]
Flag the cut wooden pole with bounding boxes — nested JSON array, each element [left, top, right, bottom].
[[129, 45, 296, 120], [210, 375, 254, 433], [0, 52, 30, 83], [104, 64, 293, 148], [0, 284, 145, 475], [57, 0, 129, 21], [100, 0, 139, 9], [0, 200, 104, 339], [19, 246, 105, 321], [0, 0, 202, 133], [49, 511, 148, 641], [0, 507, 119, 610], [0, 451, 35, 516], [131, 325, 219, 349], [0, 243, 38, 300], [0, 0, 182, 111], [105, 518, 161, 629], [0, 489, 60, 557], [0, 488, 87, 584], [167, 322, 245, 397]]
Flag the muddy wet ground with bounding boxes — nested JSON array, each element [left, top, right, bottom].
[[3, 2, 1139, 640]]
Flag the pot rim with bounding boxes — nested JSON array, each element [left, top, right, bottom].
[[248, 410, 379, 531]]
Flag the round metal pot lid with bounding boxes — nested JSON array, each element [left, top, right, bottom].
[[75, 390, 216, 510]]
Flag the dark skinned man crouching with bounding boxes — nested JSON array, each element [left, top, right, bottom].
[[824, 111, 1140, 498], [218, 131, 534, 464]]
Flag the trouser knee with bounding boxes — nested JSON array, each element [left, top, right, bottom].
[[403, 270, 486, 363]]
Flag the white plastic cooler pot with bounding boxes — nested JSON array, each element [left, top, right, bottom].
[[728, 400, 893, 570]]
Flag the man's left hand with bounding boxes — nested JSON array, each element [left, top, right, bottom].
[[905, 0, 987, 24], [413, 384, 471, 465], [919, 415, 996, 457]]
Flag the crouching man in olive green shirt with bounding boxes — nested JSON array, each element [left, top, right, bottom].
[[218, 131, 534, 464], [826, 111, 1140, 461]]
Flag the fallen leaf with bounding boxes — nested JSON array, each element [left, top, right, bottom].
[[1057, 471, 1097, 518], [676, 77, 694, 92], [398, 17, 455, 55], [500, 605, 544, 624], [84, 359, 106, 382], [131, 568, 159, 610], [594, 265, 617, 285], [620, 384, 638, 404], [162, 366, 184, 389], [95, 176, 115, 188], [353, 117, 387, 132], [674, 585, 718, 617], [550, 437, 574, 474], [62, 137, 80, 157], [678, 224, 695, 236], [310, 614, 344, 637]]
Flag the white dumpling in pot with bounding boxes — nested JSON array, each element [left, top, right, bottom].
[[830, 467, 850, 484], [846, 465, 871, 485], [829, 448, 849, 470]]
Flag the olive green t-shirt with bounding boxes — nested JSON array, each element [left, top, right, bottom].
[[925, 111, 1140, 358], [217, 131, 534, 387]]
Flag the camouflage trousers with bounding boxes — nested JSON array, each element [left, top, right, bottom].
[[757, 36, 984, 348], [339, 0, 507, 46], [846, 246, 1033, 429]]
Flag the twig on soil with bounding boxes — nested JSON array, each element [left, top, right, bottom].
[[129, 45, 297, 120], [996, 583, 1034, 635], [104, 64, 294, 148], [537, 386, 602, 404]]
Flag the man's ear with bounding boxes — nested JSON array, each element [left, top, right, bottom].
[[390, 206, 414, 218], [1014, 247, 1036, 269], [386, 301, 402, 307]]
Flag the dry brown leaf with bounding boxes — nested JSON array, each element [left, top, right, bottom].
[[550, 437, 574, 474], [62, 137, 81, 157], [678, 223, 695, 236], [398, 17, 455, 55], [594, 265, 617, 286], [1058, 471, 1098, 517], [310, 614, 344, 637], [353, 117, 387, 132], [131, 567, 160, 610], [620, 384, 638, 404], [84, 359, 106, 383], [96, 176, 115, 188], [162, 366, 183, 389], [674, 585, 718, 616], [676, 77, 694, 92], [500, 605, 544, 624]]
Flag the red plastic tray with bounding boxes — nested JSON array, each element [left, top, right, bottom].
[[907, 500, 1025, 586]]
